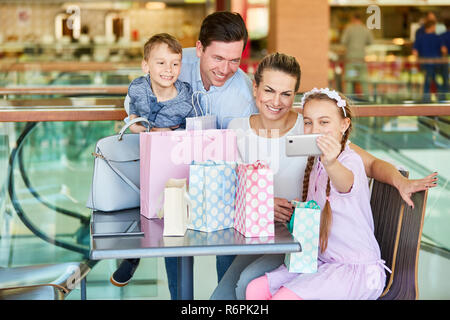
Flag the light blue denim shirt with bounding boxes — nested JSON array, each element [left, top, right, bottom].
[[128, 75, 196, 129], [178, 47, 257, 129]]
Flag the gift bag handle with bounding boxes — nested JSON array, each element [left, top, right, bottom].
[[249, 160, 269, 170], [191, 91, 212, 117], [118, 117, 150, 140]]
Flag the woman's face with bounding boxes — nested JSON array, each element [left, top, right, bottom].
[[253, 69, 297, 121]]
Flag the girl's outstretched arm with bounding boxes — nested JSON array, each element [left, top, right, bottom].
[[349, 143, 438, 208], [318, 135, 354, 193]]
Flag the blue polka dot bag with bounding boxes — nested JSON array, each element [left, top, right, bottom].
[[285, 200, 321, 273], [187, 160, 238, 232]]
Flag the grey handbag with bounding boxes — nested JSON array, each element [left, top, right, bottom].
[[86, 117, 149, 212]]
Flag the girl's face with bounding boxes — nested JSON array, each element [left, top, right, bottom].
[[303, 98, 350, 142], [253, 69, 297, 121]]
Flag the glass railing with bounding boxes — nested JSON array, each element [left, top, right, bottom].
[[328, 57, 450, 105], [351, 115, 450, 252], [1, 119, 120, 267], [0, 61, 142, 88]]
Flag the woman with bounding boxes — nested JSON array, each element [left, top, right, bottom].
[[210, 52, 438, 300]]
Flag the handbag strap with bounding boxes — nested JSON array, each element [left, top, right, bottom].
[[118, 117, 150, 140], [95, 152, 140, 194]]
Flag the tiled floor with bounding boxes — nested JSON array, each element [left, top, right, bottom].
[[63, 248, 450, 300]]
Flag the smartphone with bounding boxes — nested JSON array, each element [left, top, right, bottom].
[[286, 134, 323, 157]]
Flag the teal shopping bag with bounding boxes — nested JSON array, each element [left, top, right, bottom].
[[285, 200, 321, 273], [187, 160, 237, 232]]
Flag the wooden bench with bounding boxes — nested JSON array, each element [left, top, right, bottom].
[[370, 171, 428, 300]]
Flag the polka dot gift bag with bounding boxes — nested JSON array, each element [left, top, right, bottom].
[[284, 200, 321, 273], [187, 160, 237, 232], [234, 161, 275, 238]]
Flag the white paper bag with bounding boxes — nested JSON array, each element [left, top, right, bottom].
[[158, 178, 190, 236], [186, 91, 217, 130]]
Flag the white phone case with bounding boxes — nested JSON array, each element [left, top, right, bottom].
[[285, 134, 323, 157]]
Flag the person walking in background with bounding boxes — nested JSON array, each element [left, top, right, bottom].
[[413, 19, 448, 102], [341, 12, 373, 99], [439, 19, 450, 99]]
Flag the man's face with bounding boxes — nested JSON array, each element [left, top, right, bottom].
[[196, 40, 244, 91]]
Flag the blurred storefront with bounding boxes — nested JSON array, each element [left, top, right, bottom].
[[0, 0, 449, 96]]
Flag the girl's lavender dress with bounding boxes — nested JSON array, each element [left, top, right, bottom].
[[266, 146, 388, 300]]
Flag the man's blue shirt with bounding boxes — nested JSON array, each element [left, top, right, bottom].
[[414, 32, 444, 58], [441, 31, 450, 52]]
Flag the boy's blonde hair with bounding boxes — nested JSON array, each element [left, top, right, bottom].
[[143, 33, 182, 60]]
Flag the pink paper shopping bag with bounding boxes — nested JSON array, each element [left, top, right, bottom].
[[234, 161, 275, 237], [140, 129, 237, 219]]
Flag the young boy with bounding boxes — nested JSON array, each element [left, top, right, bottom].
[[110, 34, 196, 288], [127, 33, 197, 132]]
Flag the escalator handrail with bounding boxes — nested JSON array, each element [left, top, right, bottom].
[[17, 145, 90, 224], [7, 122, 89, 256]]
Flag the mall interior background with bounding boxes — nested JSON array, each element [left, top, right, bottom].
[[0, 0, 449, 299]]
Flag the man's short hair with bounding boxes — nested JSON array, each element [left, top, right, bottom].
[[143, 33, 182, 60], [198, 11, 248, 50]]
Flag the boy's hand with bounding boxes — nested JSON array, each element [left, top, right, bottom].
[[150, 125, 180, 132], [129, 123, 148, 133], [150, 127, 172, 132]]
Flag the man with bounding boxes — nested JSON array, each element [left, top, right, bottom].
[[163, 11, 257, 299], [413, 19, 447, 102], [341, 12, 373, 97], [439, 19, 450, 99]]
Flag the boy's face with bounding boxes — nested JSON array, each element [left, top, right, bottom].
[[142, 43, 182, 89], [196, 40, 244, 91]]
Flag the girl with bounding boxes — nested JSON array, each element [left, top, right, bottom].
[[211, 53, 437, 300], [245, 88, 389, 300]]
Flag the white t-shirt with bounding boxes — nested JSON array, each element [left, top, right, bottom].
[[227, 114, 308, 201]]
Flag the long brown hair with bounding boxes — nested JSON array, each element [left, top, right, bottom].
[[301, 92, 353, 253]]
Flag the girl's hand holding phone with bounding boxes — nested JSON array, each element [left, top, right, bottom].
[[316, 134, 342, 167]]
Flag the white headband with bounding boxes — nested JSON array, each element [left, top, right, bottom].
[[300, 87, 347, 117]]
